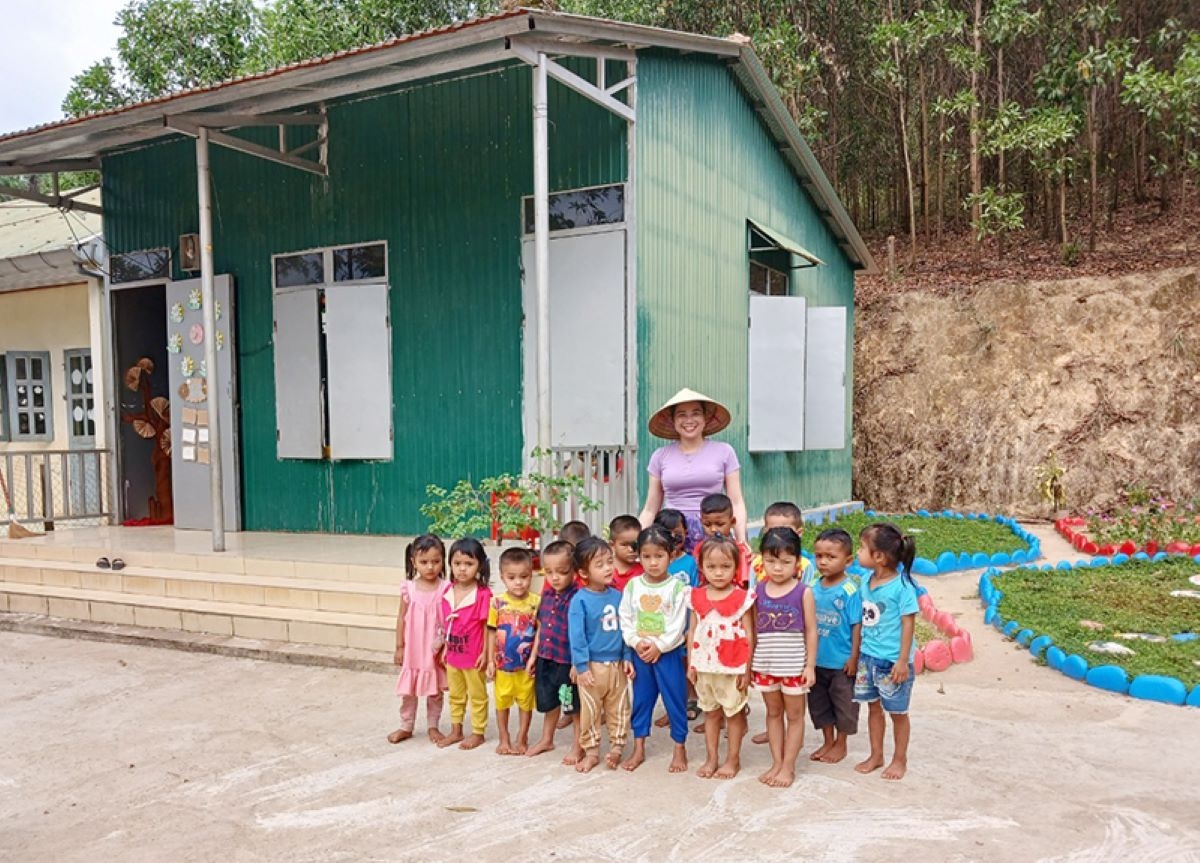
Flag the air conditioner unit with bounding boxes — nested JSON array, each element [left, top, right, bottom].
[[179, 233, 201, 271]]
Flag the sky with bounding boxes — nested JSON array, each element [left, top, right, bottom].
[[0, 0, 126, 134]]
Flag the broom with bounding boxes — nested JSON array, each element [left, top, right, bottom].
[[0, 464, 36, 539]]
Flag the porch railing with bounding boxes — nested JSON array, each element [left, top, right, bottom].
[[0, 449, 113, 529], [547, 445, 638, 535]]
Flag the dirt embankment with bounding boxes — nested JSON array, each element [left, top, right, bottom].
[[853, 266, 1200, 515]]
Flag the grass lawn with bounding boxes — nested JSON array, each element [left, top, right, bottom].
[[801, 512, 1026, 559], [994, 558, 1200, 688]]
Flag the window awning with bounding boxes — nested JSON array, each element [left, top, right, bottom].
[[748, 220, 824, 268]]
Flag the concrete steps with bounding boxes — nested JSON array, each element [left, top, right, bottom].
[[0, 546, 401, 655]]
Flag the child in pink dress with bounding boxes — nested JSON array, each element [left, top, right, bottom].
[[389, 535, 450, 744], [438, 537, 493, 750]]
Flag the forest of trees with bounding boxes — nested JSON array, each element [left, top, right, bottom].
[[53, 0, 1200, 267]]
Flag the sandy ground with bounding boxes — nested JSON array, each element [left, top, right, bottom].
[[3, 526, 1199, 862]]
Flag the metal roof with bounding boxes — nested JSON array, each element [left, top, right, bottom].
[[0, 188, 100, 291], [0, 9, 875, 272]]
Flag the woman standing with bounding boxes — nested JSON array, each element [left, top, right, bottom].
[[637, 388, 749, 547]]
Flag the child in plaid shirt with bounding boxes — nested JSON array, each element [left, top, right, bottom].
[[525, 541, 583, 764]]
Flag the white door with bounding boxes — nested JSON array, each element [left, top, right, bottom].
[[521, 230, 626, 449]]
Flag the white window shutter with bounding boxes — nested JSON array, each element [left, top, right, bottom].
[[748, 295, 807, 451], [804, 305, 848, 450], [272, 289, 323, 459], [325, 283, 393, 461]]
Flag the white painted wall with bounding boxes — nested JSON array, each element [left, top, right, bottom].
[[0, 282, 93, 452]]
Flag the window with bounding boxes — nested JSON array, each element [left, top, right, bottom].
[[64, 349, 96, 445], [110, 248, 171, 285], [5, 351, 54, 441], [749, 260, 789, 296], [271, 242, 392, 461], [522, 184, 625, 234]]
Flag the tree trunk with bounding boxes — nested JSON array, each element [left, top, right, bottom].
[[1088, 85, 1099, 252], [969, 0, 983, 267], [937, 109, 945, 242], [919, 63, 931, 239], [997, 44, 1007, 260]]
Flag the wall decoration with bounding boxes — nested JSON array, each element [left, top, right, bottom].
[[167, 333, 182, 354], [215, 330, 225, 351], [121, 358, 172, 522], [179, 377, 207, 403], [189, 324, 205, 345], [187, 287, 202, 310], [182, 445, 196, 462], [170, 302, 185, 323], [214, 300, 222, 322], [197, 447, 210, 465], [181, 407, 197, 425], [180, 355, 196, 377], [182, 427, 197, 444]]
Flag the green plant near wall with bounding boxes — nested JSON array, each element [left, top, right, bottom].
[[1035, 450, 1067, 511], [421, 451, 600, 543]]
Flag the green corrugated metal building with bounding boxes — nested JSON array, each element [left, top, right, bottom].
[[0, 10, 875, 537]]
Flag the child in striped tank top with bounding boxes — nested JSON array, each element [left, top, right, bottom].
[[751, 527, 818, 788]]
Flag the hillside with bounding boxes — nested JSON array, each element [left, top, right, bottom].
[[852, 265, 1200, 515]]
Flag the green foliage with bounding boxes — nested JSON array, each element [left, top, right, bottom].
[[1034, 450, 1067, 510], [1060, 239, 1082, 265], [61, 58, 129, 118], [964, 186, 1025, 241], [421, 452, 600, 543], [994, 559, 1200, 687], [800, 512, 1027, 559]]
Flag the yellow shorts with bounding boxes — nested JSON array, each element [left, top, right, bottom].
[[494, 669, 536, 712], [694, 671, 748, 717]]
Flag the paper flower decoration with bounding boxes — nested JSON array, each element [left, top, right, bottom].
[[214, 300, 222, 322], [215, 330, 225, 351], [198, 360, 207, 379], [170, 302, 185, 323], [187, 287, 202, 310], [180, 355, 195, 377], [167, 333, 182, 354], [189, 323, 205, 345]]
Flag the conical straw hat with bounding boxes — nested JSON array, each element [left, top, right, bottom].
[[647, 388, 731, 439]]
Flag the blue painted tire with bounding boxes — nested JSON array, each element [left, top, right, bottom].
[[959, 552, 974, 569], [1187, 686, 1200, 708], [1133, 552, 1149, 561], [1003, 621, 1020, 638], [937, 551, 958, 572], [971, 552, 990, 568], [1112, 553, 1130, 564], [912, 557, 937, 576], [1128, 675, 1187, 706], [1056, 560, 1074, 571], [984, 606, 1000, 625], [1046, 646, 1067, 671], [1012, 549, 1027, 564], [1062, 655, 1089, 680], [990, 552, 1011, 566], [1029, 635, 1053, 657], [1016, 629, 1034, 647], [1085, 665, 1130, 694], [917, 508, 930, 517]]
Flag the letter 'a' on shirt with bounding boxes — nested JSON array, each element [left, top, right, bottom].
[[567, 587, 629, 674]]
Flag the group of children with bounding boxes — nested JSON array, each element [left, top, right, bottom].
[[389, 495, 921, 784]]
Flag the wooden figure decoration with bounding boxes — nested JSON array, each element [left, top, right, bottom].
[[122, 357, 174, 523]]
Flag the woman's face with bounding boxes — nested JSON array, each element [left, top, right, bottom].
[[672, 401, 707, 440]]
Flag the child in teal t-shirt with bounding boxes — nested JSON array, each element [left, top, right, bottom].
[[852, 523, 919, 782]]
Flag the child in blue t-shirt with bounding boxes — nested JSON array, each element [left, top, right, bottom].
[[852, 523, 919, 781], [803, 528, 862, 764], [655, 508, 699, 587]]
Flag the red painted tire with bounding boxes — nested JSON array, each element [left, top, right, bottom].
[[950, 634, 974, 663], [913, 649, 925, 674], [923, 640, 953, 672], [1119, 540, 1137, 555], [1083, 541, 1099, 555]]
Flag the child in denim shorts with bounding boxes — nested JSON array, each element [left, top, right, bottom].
[[852, 523, 920, 781]]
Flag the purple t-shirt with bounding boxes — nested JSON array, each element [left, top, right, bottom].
[[647, 440, 740, 518]]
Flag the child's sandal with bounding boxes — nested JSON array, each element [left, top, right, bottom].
[[686, 699, 701, 721]]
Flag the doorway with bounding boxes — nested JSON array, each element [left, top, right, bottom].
[[110, 284, 171, 523]]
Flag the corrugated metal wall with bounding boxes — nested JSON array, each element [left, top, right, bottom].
[[635, 52, 856, 515], [103, 60, 626, 534]]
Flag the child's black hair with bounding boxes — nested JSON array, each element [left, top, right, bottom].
[[815, 527, 854, 554], [653, 508, 687, 533], [698, 534, 741, 570], [448, 537, 491, 587], [636, 524, 675, 555], [573, 535, 612, 576], [700, 493, 733, 516], [541, 539, 574, 564], [559, 520, 591, 546], [498, 546, 533, 571], [764, 501, 804, 528], [404, 534, 446, 580], [860, 522, 917, 586], [759, 526, 803, 559], [608, 514, 642, 537]]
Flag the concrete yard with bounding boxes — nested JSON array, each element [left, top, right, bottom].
[[3, 563, 1200, 861]]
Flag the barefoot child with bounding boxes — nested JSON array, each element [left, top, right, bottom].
[[389, 535, 449, 745], [609, 514, 644, 591], [568, 536, 633, 773], [853, 523, 919, 781], [486, 547, 539, 755], [618, 526, 690, 773], [688, 536, 755, 779], [751, 527, 818, 788], [807, 528, 862, 764], [526, 541, 583, 762], [438, 538, 492, 750]]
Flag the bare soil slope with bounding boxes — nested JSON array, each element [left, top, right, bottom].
[[854, 266, 1200, 515]]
